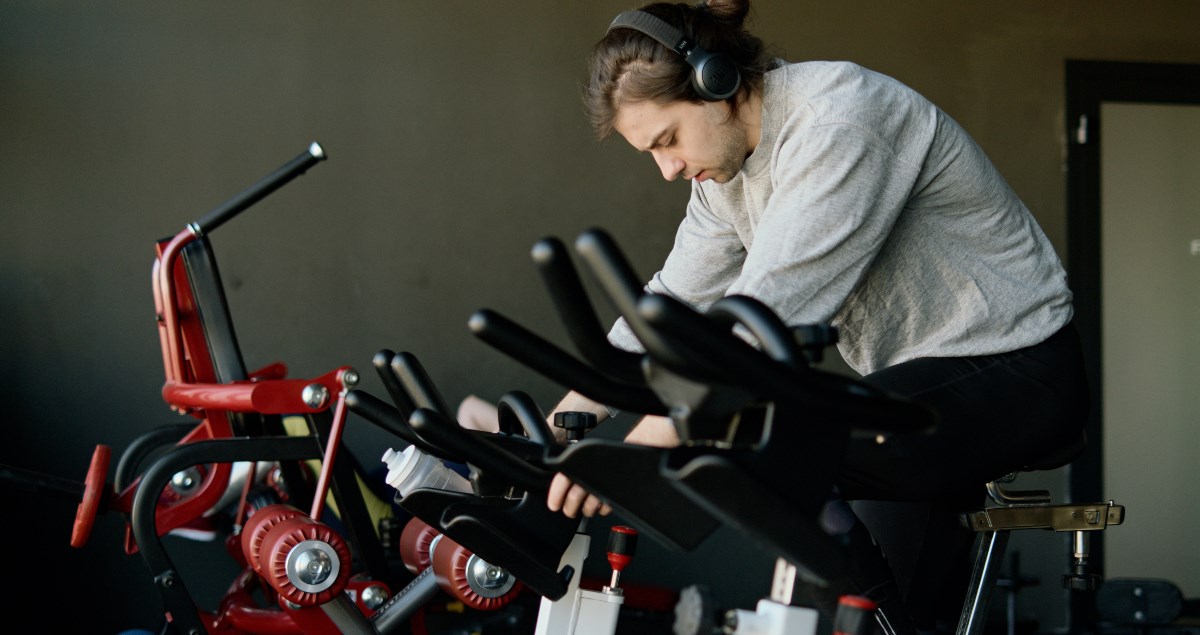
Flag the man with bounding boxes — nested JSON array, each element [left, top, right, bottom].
[[467, 0, 1088, 630]]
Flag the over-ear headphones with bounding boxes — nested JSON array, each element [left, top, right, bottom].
[[608, 10, 741, 102]]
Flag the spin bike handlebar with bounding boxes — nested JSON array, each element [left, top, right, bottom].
[[468, 309, 669, 416], [572, 227, 936, 433], [530, 237, 645, 384], [157, 141, 329, 389], [637, 293, 936, 431], [189, 141, 326, 236]]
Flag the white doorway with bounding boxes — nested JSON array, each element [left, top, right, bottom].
[[1100, 102, 1200, 597]]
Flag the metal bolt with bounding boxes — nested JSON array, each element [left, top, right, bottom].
[[466, 555, 515, 597], [293, 548, 333, 586], [301, 383, 330, 409], [361, 584, 390, 610], [724, 609, 740, 633], [342, 369, 360, 388], [170, 467, 202, 495]]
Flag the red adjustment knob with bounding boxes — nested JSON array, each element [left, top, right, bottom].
[[606, 526, 639, 590], [241, 504, 307, 576], [71, 444, 111, 548], [258, 513, 352, 607], [833, 595, 879, 635], [398, 517, 439, 574], [431, 534, 521, 611]]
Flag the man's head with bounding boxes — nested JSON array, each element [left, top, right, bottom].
[[612, 96, 754, 183], [584, 0, 774, 182]]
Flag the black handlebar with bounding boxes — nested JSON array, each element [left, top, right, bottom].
[[573, 229, 724, 379], [372, 349, 418, 419], [391, 352, 455, 418], [468, 309, 668, 416], [706, 295, 808, 369], [407, 408, 551, 495], [190, 142, 326, 236], [531, 237, 645, 384], [344, 389, 453, 460], [637, 293, 937, 432], [496, 391, 556, 447]]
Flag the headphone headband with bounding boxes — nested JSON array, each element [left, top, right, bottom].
[[608, 11, 693, 56], [606, 9, 741, 102]]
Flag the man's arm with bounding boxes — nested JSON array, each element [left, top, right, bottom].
[[622, 414, 679, 447]]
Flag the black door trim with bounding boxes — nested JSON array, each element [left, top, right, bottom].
[[1065, 58, 1200, 629]]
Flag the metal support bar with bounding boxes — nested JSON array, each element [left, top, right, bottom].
[[956, 531, 1011, 635]]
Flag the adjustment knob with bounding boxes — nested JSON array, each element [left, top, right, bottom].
[[553, 411, 598, 442], [1064, 570, 1102, 592], [605, 526, 639, 592]]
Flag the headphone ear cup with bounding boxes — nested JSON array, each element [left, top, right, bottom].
[[690, 50, 741, 101]]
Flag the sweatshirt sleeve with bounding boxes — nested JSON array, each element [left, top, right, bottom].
[[607, 182, 747, 353], [726, 119, 923, 326]]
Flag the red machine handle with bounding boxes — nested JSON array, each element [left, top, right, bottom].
[[161, 367, 351, 414], [71, 445, 111, 548]]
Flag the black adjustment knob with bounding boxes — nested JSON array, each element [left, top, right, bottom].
[[1063, 566, 1101, 592], [553, 411, 598, 442]]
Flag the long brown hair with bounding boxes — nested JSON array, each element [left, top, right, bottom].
[[583, 0, 774, 139]]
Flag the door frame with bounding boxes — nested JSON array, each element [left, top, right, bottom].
[[1065, 59, 1200, 626]]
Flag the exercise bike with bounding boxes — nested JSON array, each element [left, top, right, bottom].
[[468, 227, 1127, 635]]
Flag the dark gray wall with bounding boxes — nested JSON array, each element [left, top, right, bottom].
[[2, 1, 1198, 631]]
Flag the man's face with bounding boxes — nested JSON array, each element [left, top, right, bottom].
[[613, 98, 750, 184]]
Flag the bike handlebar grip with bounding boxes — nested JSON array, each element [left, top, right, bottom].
[[373, 349, 418, 419], [531, 237, 645, 383], [345, 389, 452, 459], [190, 141, 326, 236], [707, 295, 808, 369], [497, 391, 556, 447], [638, 293, 937, 431], [391, 352, 454, 418], [408, 407, 551, 495], [573, 229, 695, 372], [467, 309, 668, 416], [638, 292, 799, 386]]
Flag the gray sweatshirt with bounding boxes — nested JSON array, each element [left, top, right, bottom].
[[608, 61, 1072, 376]]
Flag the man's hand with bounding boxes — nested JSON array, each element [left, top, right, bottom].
[[547, 472, 613, 518], [545, 414, 679, 517]]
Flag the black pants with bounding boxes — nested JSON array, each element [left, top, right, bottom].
[[807, 321, 1090, 631]]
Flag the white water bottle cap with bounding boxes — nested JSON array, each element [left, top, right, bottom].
[[381, 445, 420, 491]]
